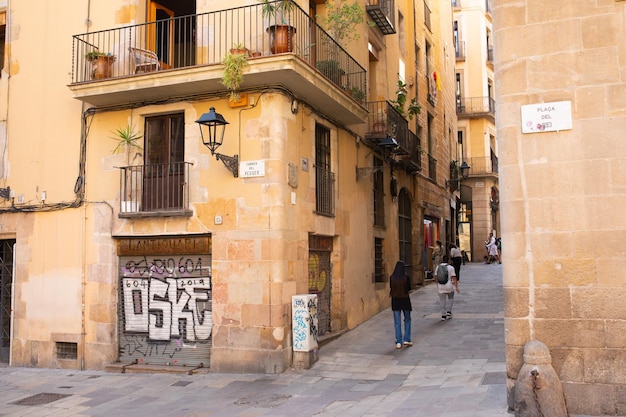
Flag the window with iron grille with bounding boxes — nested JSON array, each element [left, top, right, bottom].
[[373, 157, 385, 227], [56, 342, 77, 360], [374, 237, 384, 282], [315, 124, 334, 217]]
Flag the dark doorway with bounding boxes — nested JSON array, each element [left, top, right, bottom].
[[148, 0, 196, 67], [0, 239, 15, 363]]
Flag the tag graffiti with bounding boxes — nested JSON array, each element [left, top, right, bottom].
[[121, 256, 212, 343]]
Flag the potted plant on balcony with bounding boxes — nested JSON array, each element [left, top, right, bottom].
[[258, 0, 296, 54], [85, 51, 116, 80], [373, 109, 386, 133], [111, 124, 143, 213], [221, 44, 249, 102], [391, 80, 421, 120], [316, 1, 367, 86]]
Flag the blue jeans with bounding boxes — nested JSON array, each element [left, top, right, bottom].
[[393, 310, 411, 344]]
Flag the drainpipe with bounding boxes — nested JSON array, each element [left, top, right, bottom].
[[514, 340, 568, 417], [79, 0, 92, 372]]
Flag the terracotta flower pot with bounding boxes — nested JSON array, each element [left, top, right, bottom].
[[266, 24, 296, 54], [89, 55, 115, 79]]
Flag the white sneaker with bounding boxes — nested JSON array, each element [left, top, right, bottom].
[[396, 343, 402, 349]]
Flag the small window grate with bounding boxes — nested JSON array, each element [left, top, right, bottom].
[[56, 342, 77, 360]]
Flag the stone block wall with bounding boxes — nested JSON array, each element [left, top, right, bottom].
[[495, 1, 626, 415]]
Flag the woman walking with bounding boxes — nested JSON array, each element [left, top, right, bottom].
[[390, 261, 412, 349]]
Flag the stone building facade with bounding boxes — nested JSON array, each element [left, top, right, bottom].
[[494, 0, 626, 414], [0, 0, 456, 373], [453, 0, 500, 262]]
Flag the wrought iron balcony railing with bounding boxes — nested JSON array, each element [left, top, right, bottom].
[[456, 96, 495, 118], [71, 1, 365, 105], [364, 100, 420, 174], [467, 156, 498, 176], [119, 162, 192, 217], [428, 154, 437, 181], [366, 0, 396, 35]]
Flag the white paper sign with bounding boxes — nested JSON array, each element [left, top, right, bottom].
[[240, 160, 265, 178], [521, 101, 572, 133]]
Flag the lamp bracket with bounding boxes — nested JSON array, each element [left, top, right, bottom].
[[215, 153, 239, 178], [356, 165, 384, 180]]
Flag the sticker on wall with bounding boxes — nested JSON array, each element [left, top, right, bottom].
[[521, 101, 572, 134]]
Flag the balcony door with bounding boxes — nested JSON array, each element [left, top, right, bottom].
[[148, 0, 196, 68], [143, 113, 185, 211]]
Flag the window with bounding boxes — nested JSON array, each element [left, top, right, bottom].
[[143, 113, 186, 211], [427, 113, 436, 181], [374, 237, 384, 283], [373, 157, 385, 227], [0, 12, 5, 75], [315, 124, 334, 216], [56, 342, 78, 360]]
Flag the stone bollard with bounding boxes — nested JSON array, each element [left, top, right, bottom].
[[514, 340, 568, 417]]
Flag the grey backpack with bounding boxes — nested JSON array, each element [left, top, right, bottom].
[[436, 264, 449, 284]]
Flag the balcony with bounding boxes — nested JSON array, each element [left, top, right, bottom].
[[119, 162, 193, 218], [69, 1, 368, 126], [467, 156, 498, 176], [455, 41, 466, 61], [364, 101, 421, 175], [456, 96, 495, 121], [366, 0, 396, 35]]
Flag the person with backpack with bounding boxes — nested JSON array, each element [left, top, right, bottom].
[[389, 260, 413, 349], [434, 255, 459, 321]]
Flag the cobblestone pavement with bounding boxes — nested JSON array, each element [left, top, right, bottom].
[[0, 262, 510, 417]]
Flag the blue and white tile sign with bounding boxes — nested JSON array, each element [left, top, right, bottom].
[[521, 100, 572, 134]]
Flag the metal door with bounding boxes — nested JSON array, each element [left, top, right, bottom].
[[0, 240, 15, 363], [308, 236, 332, 336], [118, 254, 212, 367]]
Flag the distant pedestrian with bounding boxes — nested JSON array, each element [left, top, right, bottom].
[[389, 260, 412, 348], [485, 233, 501, 264], [449, 243, 463, 281], [434, 255, 459, 321], [432, 240, 443, 269]]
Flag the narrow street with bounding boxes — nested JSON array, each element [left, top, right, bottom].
[[0, 262, 508, 417]]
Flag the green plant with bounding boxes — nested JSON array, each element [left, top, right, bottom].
[[350, 87, 366, 103], [258, 0, 294, 25], [221, 49, 249, 102], [85, 51, 116, 62], [111, 125, 142, 166], [320, 0, 372, 47], [391, 80, 421, 120], [229, 42, 249, 55]]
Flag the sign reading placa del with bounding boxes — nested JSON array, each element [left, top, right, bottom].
[[240, 160, 265, 178], [521, 100, 572, 134]]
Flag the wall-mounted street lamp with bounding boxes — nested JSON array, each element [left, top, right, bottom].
[[356, 135, 399, 180], [446, 161, 470, 189], [195, 107, 239, 178]]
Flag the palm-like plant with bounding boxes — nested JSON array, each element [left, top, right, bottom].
[[258, 0, 294, 25], [111, 125, 143, 166]]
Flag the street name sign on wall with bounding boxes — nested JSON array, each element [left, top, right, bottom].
[[521, 101, 572, 134], [240, 160, 265, 178]]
